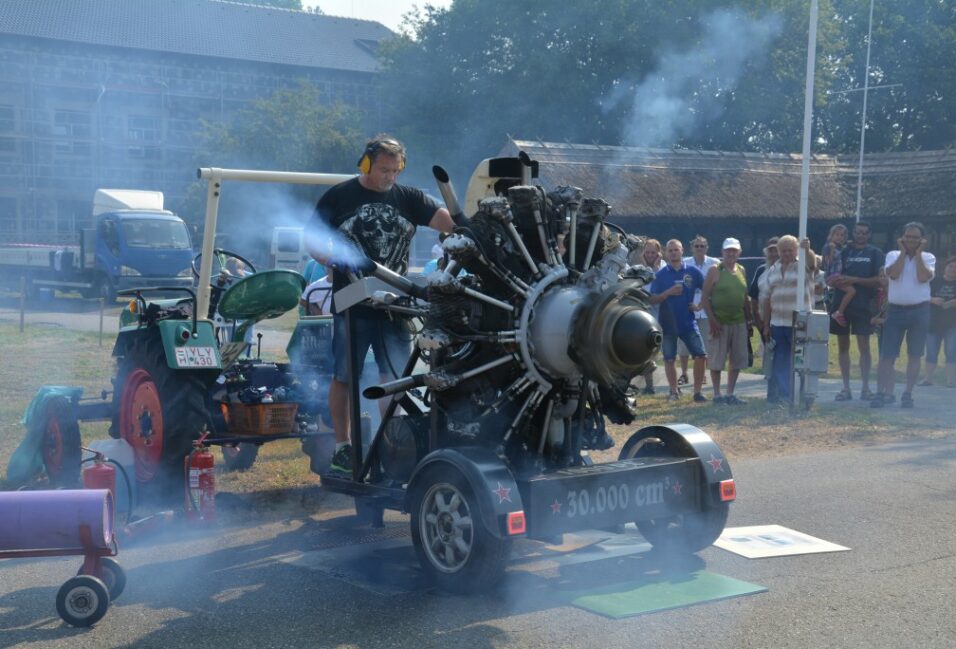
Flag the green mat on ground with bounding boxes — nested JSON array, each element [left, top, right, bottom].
[[558, 570, 767, 619]]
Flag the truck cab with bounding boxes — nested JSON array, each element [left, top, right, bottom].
[[94, 212, 194, 293], [89, 190, 194, 299]]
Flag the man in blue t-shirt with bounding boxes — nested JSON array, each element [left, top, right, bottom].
[[650, 239, 708, 402]]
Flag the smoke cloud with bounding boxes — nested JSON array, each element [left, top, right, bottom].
[[605, 8, 783, 148]]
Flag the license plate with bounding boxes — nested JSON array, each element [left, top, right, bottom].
[[522, 457, 700, 537], [174, 346, 217, 368]]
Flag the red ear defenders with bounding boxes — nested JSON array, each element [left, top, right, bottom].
[[357, 140, 406, 174]]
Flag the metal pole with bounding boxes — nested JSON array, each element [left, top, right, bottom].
[[196, 169, 222, 321], [19, 276, 26, 333], [796, 0, 819, 314], [794, 0, 819, 409], [854, 0, 876, 222], [98, 297, 104, 346]]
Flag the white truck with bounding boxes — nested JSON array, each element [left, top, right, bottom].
[[0, 189, 195, 301], [270, 226, 309, 272]]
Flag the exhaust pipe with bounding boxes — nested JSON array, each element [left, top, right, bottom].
[[432, 165, 468, 227]]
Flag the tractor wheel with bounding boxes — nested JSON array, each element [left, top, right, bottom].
[[619, 430, 728, 553], [220, 443, 259, 471], [40, 396, 82, 488], [113, 334, 209, 488], [410, 464, 511, 594]]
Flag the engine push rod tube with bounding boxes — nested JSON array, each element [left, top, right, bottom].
[[364, 354, 515, 400], [502, 386, 548, 443]]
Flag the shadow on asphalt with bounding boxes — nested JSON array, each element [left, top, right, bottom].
[[0, 495, 711, 644]]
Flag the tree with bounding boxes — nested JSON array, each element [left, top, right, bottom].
[[379, 0, 954, 180], [182, 81, 363, 262]]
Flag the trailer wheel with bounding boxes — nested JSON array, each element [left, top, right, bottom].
[[55, 575, 110, 627], [77, 557, 126, 600], [620, 430, 728, 553], [40, 396, 82, 488], [114, 334, 209, 486], [410, 465, 511, 594], [220, 443, 259, 471]]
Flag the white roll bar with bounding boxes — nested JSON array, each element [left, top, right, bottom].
[[194, 167, 353, 319]]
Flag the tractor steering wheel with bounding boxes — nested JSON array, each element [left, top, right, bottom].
[[191, 249, 258, 285]]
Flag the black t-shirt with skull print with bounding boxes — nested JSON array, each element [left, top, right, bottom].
[[312, 177, 438, 316]]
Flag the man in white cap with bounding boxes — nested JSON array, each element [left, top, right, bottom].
[[701, 237, 753, 404]]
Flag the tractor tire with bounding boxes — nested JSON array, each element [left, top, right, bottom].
[[410, 464, 511, 594], [40, 396, 82, 488], [113, 333, 210, 489], [220, 443, 259, 471], [619, 429, 728, 553]]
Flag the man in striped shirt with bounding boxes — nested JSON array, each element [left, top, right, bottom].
[[761, 235, 818, 402]]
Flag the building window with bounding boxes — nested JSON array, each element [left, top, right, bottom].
[[128, 115, 161, 142], [54, 109, 92, 156], [0, 105, 15, 154], [128, 145, 162, 161], [0, 196, 17, 238], [53, 109, 91, 138], [57, 199, 90, 234]]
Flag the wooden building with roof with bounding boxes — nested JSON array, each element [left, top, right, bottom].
[[502, 138, 956, 258]]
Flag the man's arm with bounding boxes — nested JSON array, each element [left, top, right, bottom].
[[700, 266, 719, 329], [428, 207, 455, 234], [915, 248, 934, 283], [885, 248, 907, 280]]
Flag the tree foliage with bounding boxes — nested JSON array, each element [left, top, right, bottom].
[[182, 81, 363, 257], [378, 0, 955, 179]]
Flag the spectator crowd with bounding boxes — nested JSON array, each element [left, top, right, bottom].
[[640, 221, 953, 410]]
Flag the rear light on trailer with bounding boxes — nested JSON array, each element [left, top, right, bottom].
[[719, 479, 737, 502], [506, 511, 526, 535]]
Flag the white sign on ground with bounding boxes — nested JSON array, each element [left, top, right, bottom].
[[715, 525, 850, 559]]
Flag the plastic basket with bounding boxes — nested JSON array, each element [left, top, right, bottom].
[[223, 403, 299, 436]]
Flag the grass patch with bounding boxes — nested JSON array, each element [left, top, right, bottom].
[[1, 320, 948, 499]]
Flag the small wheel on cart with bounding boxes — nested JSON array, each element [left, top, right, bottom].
[[620, 429, 728, 553], [56, 575, 111, 627], [410, 464, 511, 594], [77, 557, 126, 600], [354, 497, 385, 528], [220, 443, 260, 471]]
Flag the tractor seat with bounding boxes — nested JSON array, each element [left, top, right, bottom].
[[218, 269, 305, 323]]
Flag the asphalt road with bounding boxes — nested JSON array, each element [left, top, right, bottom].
[[3, 438, 956, 649]]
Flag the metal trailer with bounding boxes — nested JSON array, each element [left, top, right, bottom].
[[187, 160, 737, 593]]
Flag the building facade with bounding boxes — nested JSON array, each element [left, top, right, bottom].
[[0, 0, 392, 243]]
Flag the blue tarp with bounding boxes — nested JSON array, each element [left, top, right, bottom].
[[5, 386, 83, 487]]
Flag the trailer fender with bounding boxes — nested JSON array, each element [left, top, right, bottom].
[[620, 424, 734, 507], [406, 447, 523, 540]]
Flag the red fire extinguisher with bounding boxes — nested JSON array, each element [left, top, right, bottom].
[[83, 450, 117, 505], [184, 437, 215, 523]]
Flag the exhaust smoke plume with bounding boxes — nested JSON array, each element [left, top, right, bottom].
[[604, 8, 783, 148]]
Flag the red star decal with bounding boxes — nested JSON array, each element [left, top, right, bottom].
[[550, 499, 562, 514], [493, 482, 512, 504], [707, 454, 724, 474], [672, 480, 683, 495]]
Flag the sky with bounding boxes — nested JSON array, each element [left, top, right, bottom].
[[304, 0, 454, 33]]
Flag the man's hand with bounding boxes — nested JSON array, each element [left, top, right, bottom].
[[897, 237, 905, 251], [709, 320, 721, 337], [664, 283, 683, 297], [931, 297, 944, 306]]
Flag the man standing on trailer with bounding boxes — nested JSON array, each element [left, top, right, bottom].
[[306, 135, 454, 473]]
